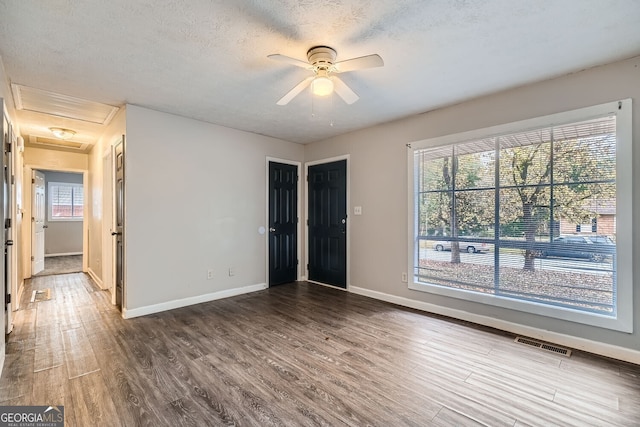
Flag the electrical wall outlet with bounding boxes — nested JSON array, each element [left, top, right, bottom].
[[401, 272, 408, 283], [207, 269, 214, 279], [228, 267, 235, 277]]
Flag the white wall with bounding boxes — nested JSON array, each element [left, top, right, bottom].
[[304, 56, 640, 357], [42, 171, 83, 255], [23, 147, 89, 170], [124, 105, 304, 315]]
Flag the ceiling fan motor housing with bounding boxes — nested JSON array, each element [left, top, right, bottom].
[[307, 46, 337, 70]]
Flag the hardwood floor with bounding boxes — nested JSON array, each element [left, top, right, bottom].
[[1, 273, 639, 426]]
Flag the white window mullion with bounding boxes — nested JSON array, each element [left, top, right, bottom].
[[48, 182, 84, 221]]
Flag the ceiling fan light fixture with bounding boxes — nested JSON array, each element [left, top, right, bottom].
[[49, 127, 76, 140], [268, 45, 382, 105], [311, 76, 334, 97]]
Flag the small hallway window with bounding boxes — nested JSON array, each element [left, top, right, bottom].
[[48, 182, 83, 220]]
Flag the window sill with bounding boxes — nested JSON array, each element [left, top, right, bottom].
[[408, 279, 631, 333]]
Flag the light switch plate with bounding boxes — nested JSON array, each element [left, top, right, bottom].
[[354, 206, 362, 215]]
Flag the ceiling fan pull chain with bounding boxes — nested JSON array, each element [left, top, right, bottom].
[[329, 94, 334, 127]]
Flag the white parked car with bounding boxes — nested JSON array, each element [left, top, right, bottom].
[[432, 241, 489, 254]]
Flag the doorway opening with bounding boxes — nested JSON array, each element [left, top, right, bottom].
[[267, 158, 301, 287], [306, 157, 349, 288], [27, 167, 87, 278]]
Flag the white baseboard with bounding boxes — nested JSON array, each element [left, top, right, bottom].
[[45, 252, 82, 257], [350, 286, 640, 365], [15, 280, 24, 311], [122, 283, 268, 319], [87, 268, 104, 289]]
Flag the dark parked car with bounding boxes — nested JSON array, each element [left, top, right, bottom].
[[539, 235, 613, 262]]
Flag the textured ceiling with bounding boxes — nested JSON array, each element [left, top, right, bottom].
[[1, 0, 639, 145]]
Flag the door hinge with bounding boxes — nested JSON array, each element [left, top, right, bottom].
[[31, 256, 34, 261], [306, 219, 309, 226], [5, 294, 10, 304], [31, 178, 35, 184], [306, 264, 309, 270], [297, 259, 299, 265], [5, 142, 11, 153]]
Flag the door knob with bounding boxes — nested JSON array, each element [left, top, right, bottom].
[[269, 227, 276, 232], [43, 225, 48, 229], [111, 231, 121, 236]]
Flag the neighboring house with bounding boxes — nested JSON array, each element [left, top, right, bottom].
[[559, 199, 616, 238]]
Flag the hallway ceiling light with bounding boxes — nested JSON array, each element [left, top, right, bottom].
[[49, 127, 76, 140]]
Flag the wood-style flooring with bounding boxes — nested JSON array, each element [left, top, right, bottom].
[[1, 273, 639, 426]]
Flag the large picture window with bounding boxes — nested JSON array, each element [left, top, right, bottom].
[[48, 182, 84, 221], [410, 100, 632, 332]]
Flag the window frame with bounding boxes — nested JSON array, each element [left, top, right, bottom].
[[408, 100, 633, 332], [47, 181, 84, 222]]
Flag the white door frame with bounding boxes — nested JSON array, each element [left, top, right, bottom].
[[23, 164, 89, 279], [101, 146, 114, 300], [304, 154, 351, 289], [110, 137, 124, 307], [265, 157, 303, 284], [3, 112, 13, 333]]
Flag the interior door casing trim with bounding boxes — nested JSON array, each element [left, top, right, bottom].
[[23, 165, 89, 281]]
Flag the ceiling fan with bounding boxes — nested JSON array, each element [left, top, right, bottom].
[[268, 46, 384, 106]]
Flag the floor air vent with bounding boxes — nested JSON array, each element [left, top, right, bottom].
[[514, 336, 572, 357], [30, 289, 51, 303]]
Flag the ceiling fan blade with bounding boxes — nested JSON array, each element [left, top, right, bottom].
[[332, 77, 359, 105], [333, 54, 384, 73], [276, 76, 314, 105], [267, 54, 312, 70]]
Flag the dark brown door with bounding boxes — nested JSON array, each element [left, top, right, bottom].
[[268, 162, 298, 286], [114, 138, 125, 310], [307, 160, 347, 288]]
